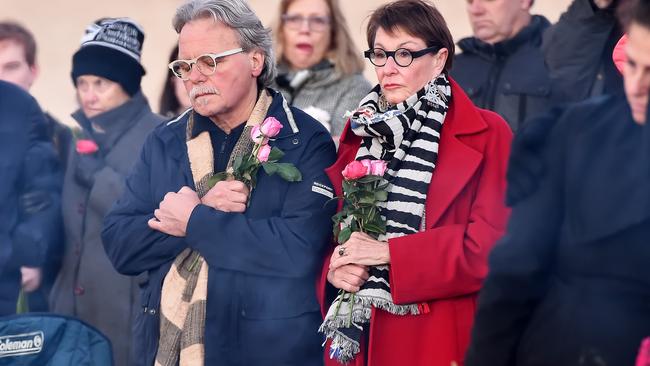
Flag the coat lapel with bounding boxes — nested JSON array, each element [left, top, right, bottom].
[[424, 79, 488, 227]]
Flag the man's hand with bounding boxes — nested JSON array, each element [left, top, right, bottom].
[[148, 186, 201, 237], [20, 266, 42, 293], [201, 180, 249, 213]]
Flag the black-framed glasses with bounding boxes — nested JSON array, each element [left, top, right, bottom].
[[281, 14, 331, 32], [168, 47, 244, 80], [364, 46, 440, 67]]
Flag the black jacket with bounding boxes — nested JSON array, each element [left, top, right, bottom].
[[466, 93, 650, 366], [453, 16, 562, 131], [0, 81, 62, 315], [543, 0, 624, 102]]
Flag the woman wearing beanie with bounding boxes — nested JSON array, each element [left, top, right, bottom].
[[49, 17, 164, 366]]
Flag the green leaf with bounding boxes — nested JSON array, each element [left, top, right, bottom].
[[356, 175, 383, 184], [338, 227, 352, 244], [374, 190, 388, 202], [275, 163, 302, 181], [206, 172, 230, 189], [16, 289, 29, 314], [262, 163, 279, 175], [233, 155, 243, 172], [363, 222, 386, 235], [267, 147, 285, 162], [358, 191, 376, 204]]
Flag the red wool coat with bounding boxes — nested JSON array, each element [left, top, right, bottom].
[[317, 79, 513, 366]]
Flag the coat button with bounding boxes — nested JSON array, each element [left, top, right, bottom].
[[148, 308, 157, 315], [504, 82, 511, 90], [241, 309, 246, 316], [292, 138, 299, 145], [74, 286, 85, 296]]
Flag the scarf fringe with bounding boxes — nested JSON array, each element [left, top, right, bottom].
[[325, 330, 360, 364]]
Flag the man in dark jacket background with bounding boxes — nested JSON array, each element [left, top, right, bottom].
[[0, 21, 69, 311], [0, 80, 62, 316], [102, 1, 336, 365], [452, 0, 621, 131]]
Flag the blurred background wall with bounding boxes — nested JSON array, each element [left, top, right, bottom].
[[1, 0, 571, 126]]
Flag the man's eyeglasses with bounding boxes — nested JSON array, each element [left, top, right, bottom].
[[281, 14, 330, 32], [364, 46, 440, 67], [168, 48, 244, 81]]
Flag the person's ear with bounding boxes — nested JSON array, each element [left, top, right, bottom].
[[250, 49, 265, 78], [432, 48, 449, 76]]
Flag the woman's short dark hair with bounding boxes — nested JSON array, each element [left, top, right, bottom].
[[366, 0, 454, 71]]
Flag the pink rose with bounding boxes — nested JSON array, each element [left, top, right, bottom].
[[359, 159, 373, 173], [76, 139, 99, 155], [257, 144, 272, 162], [250, 125, 268, 144], [260, 117, 283, 138], [636, 337, 650, 366], [369, 160, 387, 176], [342, 160, 368, 180]]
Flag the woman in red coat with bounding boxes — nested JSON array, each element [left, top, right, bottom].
[[317, 1, 512, 365]]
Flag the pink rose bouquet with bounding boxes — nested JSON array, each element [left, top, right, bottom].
[[208, 117, 301, 192]]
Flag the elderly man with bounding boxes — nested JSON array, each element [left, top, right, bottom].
[[102, 1, 336, 365], [453, 0, 619, 131], [48, 17, 163, 366], [466, 0, 650, 364], [452, 0, 561, 131]]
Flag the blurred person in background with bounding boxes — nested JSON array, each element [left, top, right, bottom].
[[49, 17, 163, 366], [0, 21, 72, 168], [0, 20, 67, 312], [544, 0, 625, 102], [0, 80, 61, 316], [159, 44, 191, 118], [466, 0, 650, 364], [317, 1, 512, 365], [452, 0, 563, 131], [274, 0, 371, 141]]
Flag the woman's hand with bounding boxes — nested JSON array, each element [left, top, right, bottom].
[[330, 232, 391, 270], [327, 264, 369, 293]]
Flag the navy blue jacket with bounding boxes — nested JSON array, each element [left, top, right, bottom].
[[0, 81, 62, 315], [102, 90, 336, 366], [466, 93, 650, 366], [452, 16, 563, 131]]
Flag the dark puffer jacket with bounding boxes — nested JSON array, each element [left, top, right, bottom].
[[452, 16, 563, 131]]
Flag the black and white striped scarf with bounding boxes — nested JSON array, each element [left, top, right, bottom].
[[320, 73, 451, 363]]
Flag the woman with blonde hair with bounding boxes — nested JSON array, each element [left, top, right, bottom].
[[274, 0, 371, 140]]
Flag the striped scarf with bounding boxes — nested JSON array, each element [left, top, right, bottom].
[[320, 73, 451, 363], [155, 91, 273, 366]]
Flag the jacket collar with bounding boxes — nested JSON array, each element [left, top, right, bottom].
[[72, 91, 151, 152], [457, 15, 550, 59]]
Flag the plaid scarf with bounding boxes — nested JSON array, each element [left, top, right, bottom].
[[155, 91, 273, 366], [320, 73, 452, 363]]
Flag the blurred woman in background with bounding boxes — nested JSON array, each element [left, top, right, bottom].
[[274, 0, 371, 141], [158, 45, 191, 118]]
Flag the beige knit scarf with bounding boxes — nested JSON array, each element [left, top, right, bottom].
[[154, 90, 273, 366]]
